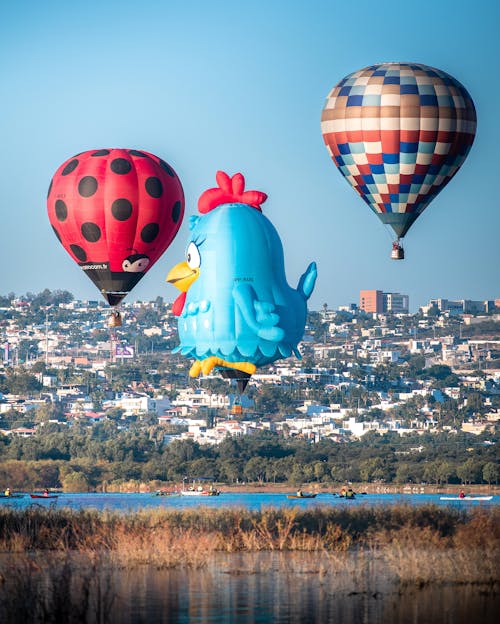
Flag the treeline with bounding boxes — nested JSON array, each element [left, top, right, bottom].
[[0, 289, 74, 309], [0, 423, 498, 490]]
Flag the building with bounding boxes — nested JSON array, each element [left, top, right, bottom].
[[384, 292, 409, 314], [360, 290, 384, 314], [360, 290, 409, 314], [427, 299, 495, 315]]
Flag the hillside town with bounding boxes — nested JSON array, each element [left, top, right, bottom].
[[1, 289, 499, 451]]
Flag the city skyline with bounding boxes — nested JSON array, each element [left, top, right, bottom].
[[3, 286, 500, 316], [1, 1, 499, 312]]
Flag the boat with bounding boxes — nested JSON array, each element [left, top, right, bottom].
[[180, 478, 221, 496], [440, 496, 493, 501], [154, 490, 180, 496], [30, 494, 59, 499], [287, 493, 317, 499], [180, 488, 220, 496], [0, 493, 24, 499]]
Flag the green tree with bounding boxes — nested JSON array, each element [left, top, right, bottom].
[[456, 459, 482, 484], [359, 457, 385, 482], [436, 461, 455, 485], [243, 457, 268, 483], [60, 470, 89, 492], [482, 462, 499, 485]]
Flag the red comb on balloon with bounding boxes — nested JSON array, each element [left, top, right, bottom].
[[198, 171, 268, 214]]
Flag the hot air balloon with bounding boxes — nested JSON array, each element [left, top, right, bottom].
[[166, 171, 317, 394], [320, 63, 477, 259], [47, 148, 185, 324]]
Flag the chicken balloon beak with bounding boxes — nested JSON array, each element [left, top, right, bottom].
[[166, 261, 199, 292]]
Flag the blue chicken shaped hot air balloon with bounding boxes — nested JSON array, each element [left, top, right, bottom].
[[167, 171, 317, 391]]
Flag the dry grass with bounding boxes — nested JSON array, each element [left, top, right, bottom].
[[0, 505, 498, 622], [0, 504, 498, 581]]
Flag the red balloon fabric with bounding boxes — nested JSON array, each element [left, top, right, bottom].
[[47, 148, 184, 305]]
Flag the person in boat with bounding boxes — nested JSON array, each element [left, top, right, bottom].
[[43, 488, 49, 496], [340, 487, 346, 498], [459, 490, 465, 499], [296, 489, 303, 497], [345, 487, 355, 499], [4, 487, 11, 497]]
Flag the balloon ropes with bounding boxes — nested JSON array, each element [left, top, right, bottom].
[[320, 63, 476, 259], [47, 148, 184, 354], [166, 171, 317, 394]]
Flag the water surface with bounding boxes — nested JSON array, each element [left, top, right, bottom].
[[1, 491, 497, 513]]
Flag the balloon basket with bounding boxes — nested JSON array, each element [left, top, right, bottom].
[[391, 243, 404, 260], [108, 311, 123, 328]]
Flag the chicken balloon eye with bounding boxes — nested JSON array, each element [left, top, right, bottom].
[[186, 242, 201, 269]]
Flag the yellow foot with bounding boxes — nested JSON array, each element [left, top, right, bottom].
[[189, 360, 203, 377], [191, 356, 256, 377]]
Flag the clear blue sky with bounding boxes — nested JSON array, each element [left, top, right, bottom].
[[1, 0, 498, 312]]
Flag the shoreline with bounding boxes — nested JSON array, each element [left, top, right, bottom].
[[9, 483, 498, 496], [110, 482, 500, 495]]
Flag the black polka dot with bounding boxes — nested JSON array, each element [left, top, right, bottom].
[[128, 150, 148, 157], [110, 158, 131, 174], [55, 200, 68, 221], [51, 226, 61, 242], [92, 149, 110, 157], [172, 201, 181, 223], [47, 179, 53, 198], [145, 177, 163, 198], [141, 223, 159, 243], [62, 159, 78, 175], [111, 198, 133, 221], [159, 159, 175, 177], [70, 244, 87, 262], [78, 176, 98, 197], [81, 222, 101, 242]]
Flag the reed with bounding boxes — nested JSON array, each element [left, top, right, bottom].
[[0, 505, 498, 622], [0, 505, 497, 568]]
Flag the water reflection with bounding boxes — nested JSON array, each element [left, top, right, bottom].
[[1, 552, 497, 623], [115, 554, 498, 624]]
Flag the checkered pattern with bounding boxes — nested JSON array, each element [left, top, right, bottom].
[[320, 63, 476, 227]]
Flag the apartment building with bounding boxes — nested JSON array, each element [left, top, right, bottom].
[[360, 290, 409, 314]]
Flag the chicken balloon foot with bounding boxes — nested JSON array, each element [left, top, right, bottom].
[[190, 357, 256, 378]]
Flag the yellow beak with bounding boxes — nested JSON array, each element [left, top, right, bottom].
[[166, 262, 199, 292]]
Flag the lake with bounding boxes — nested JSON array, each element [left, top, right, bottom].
[[0, 550, 498, 624], [1, 491, 497, 513], [0, 492, 498, 623]]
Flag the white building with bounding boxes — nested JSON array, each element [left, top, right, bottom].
[[172, 388, 229, 410]]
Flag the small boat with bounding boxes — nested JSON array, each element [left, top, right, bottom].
[[30, 494, 59, 499], [180, 488, 220, 496], [0, 493, 24, 499], [180, 478, 221, 496], [440, 496, 493, 501], [154, 490, 180, 497], [287, 493, 317, 499]]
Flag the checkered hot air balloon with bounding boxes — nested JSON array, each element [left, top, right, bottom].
[[320, 63, 477, 259]]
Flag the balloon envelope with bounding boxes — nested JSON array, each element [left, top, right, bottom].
[[167, 171, 317, 384], [320, 63, 477, 239], [47, 148, 184, 305]]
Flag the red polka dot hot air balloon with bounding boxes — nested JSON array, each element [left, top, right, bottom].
[[320, 63, 477, 259], [47, 149, 184, 318]]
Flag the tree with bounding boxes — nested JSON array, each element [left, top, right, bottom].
[[60, 470, 89, 492], [465, 392, 485, 417], [359, 457, 385, 482], [436, 461, 455, 485], [456, 459, 482, 484], [243, 457, 268, 483], [1, 367, 42, 395], [395, 463, 413, 484], [482, 462, 498, 485]]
